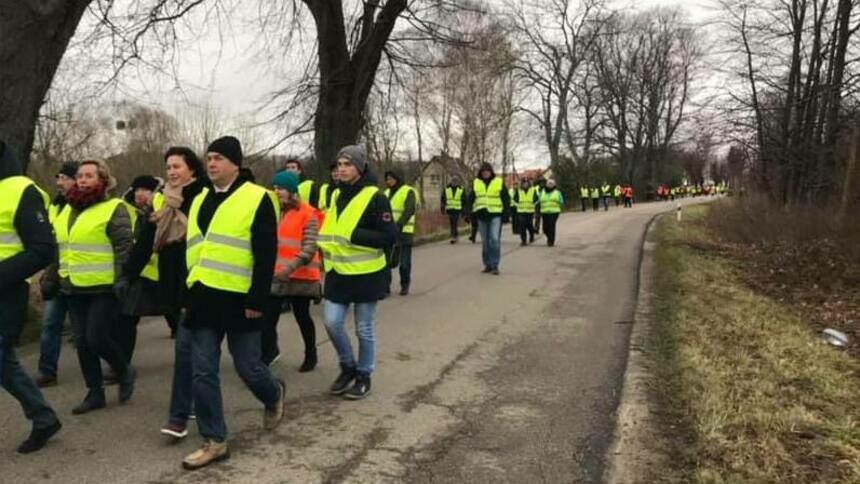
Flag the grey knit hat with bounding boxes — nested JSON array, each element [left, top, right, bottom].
[[336, 145, 368, 173]]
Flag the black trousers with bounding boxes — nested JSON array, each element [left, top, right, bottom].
[[114, 315, 139, 364], [447, 211, 461, 239], [603, 196, 610, 210], [541, 213, 559, 245], [518, 213, 535, 243], [68, 293, 129, 389], [580, 198, 588, 212], [624, 197, 633, 208], [470, 214, 479, 240], [592, 198, 600, 211], [261, 296, 316, 364], [395, 242, 413, 289]]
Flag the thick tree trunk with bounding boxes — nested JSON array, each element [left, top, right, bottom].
[[0, 1, 91, 172]]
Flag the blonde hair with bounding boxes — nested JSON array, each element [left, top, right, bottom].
[[78, 159, 117, 193]]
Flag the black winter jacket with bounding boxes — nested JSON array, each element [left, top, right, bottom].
[[0, 143, 55, 346]]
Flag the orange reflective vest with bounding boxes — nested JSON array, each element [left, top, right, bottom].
[[275, 202, 321, 281]]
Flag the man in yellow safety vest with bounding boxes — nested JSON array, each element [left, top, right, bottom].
[[180, 136, 286, 470], [0, 140, 63, 454], [441, 178, 464, 244], [384, 170, 418, 295]]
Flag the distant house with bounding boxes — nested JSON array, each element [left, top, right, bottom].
[[504, 167, 553, 188]]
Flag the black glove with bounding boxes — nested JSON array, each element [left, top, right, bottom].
[[114, 277, 130, 300]]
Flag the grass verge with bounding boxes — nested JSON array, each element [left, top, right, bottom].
[[649, 205, 860, 483]]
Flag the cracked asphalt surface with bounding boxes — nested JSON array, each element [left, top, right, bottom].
[[0, 200, 699, 483]]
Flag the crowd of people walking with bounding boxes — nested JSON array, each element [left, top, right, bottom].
[[0, 135, 723, 469]]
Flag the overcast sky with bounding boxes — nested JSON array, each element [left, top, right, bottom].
[[60, 0, 724, 165]]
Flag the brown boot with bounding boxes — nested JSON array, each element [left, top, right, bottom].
[[264, 380, 286, 431], [182, 440, 230, 470]]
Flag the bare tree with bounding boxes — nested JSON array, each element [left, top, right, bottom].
[[507, 0, 608, 172], [0, 0, 212, 172], [720, 0, 860, 203], [593, 8, 698, 185]]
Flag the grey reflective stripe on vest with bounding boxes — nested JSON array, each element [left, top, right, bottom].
[[67, 243, 113, 253], [277, 258, 322, 269], [318, 234, 353, 246], [0, 233, 22, 244], [321, 250, 384, 263], [207, 233, 252, 250], [278, 239, 302, 248], [188, 234, 203, 249], [199, 258, 252, 277], [69, 263, 114, 273]]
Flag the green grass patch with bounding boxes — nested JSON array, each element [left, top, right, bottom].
[[649, 205, 860, 483]]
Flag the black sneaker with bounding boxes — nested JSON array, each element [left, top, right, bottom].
[[17, 419, 62, 454], [481, 267, 492, 273], [36, 374, 57, 388], [72, 389, 106, 415], [299, 351, 317, 373], [330, 364, 356, 395], [118, 366, 136, 403], [344, 373, 371, 400], [491, 268, 500, 275]]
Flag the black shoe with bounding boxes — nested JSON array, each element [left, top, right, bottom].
[[72, 389, 106, 415], [344, 373, 371, 400], [449, 239, 456, 244], [548, 241, 555, 247], [330, 364, 356, 395], [17, 420, 62, 454], [520, 241, 527, 246], [491, 268, 500, 275], [469, 237, 476, 244], [36, 374, 57, 388], [529, 236, 535, 244], [481, 267, 492, 273], [399, 286, 409, 296], [299, 351, 317, 373], [118, 367, 136, 404]]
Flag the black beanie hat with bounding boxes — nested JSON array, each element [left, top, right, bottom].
[[131, 175, 159, 192], [206, 136, 243, 167], [58, 161, 79, 178]]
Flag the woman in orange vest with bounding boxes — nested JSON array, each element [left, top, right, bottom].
[[262, 170, 322, 371]]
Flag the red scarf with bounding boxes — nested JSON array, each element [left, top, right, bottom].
[[66, 183, 107, 211]]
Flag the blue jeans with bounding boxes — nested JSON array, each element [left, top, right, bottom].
[[323, 301, 377, 375], [478, 216, 502, 270], [1, 343, 58, 430], [168, 323, 192, 425], [38, 296, 69, 378], [191, 327, 281, 442]]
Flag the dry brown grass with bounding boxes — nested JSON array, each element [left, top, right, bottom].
[[650, 206, 860, 483]]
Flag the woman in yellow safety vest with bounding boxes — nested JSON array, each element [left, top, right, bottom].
[[113, 175, 161, 367], [44, 159, 136, 415], [318, 145, 397, 400], [539, 179, 565, 247]]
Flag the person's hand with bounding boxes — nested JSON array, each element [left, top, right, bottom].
[[245, 309, 263, 319], [274, 269, 292, 282], [113, 277, 130, 300]]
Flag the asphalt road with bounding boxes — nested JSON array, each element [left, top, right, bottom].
[[0, 198, 701, 483]]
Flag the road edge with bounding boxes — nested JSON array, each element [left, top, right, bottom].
[[603, 212, 665, 484]]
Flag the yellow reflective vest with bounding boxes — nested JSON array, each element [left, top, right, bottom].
[[0, 176, 49, 263], [540, 190, 563, 214], [385, 185, 418, 234], [318, 186, 387, 275], [55, 198, 125, 287], [473, 178, 504, 214], [186, 182, 275, 293], [444, 186, 463, 211], [140, 193, 164, 282], [516, 187, 537, 214], [298, 179, 314, 205]]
